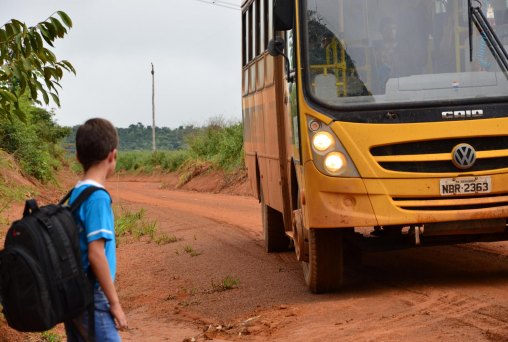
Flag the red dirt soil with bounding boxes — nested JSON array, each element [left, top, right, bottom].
[[2, 171, 508, 341]]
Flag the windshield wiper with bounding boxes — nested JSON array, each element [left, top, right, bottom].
[[468, 0, 474, 61], [468, 0, 508, 73]]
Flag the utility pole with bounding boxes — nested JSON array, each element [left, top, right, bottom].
[[151, 63, 156, 151]]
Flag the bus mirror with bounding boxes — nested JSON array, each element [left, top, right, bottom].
[[273, 0, 294, 31], [268, 37, 294, 82], [268, 36, 285, 57]]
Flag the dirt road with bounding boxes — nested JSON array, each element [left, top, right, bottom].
[[111, 180, 508, 341]]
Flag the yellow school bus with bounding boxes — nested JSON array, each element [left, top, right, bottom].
[[242, 0, 508, 292]]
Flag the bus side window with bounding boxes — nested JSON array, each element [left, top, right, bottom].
[[286, 29, 295, 73]]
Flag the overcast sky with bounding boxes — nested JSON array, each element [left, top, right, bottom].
[[1, 0, 242, 128]]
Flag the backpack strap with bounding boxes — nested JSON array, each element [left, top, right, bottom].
[[23, 199, 39, 217], [58, 189, 74, 206], [59, 186, 111, 212]]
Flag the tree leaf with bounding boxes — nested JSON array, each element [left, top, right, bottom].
[[37, 24, 54, 47], [55, 66, 63, 79], [5, 23, 14, 36], [23, 36, 32, 57], [28, 82, 38, 100], [12, 65, 22, 80], [45, 78, 55, 92], [0, 90, 18, 102], [18, 74, 27, 95], [1, 65, 13, 77], [15, 34, 23, 52], [0, 29, 7, 43], [43, 48, 56, 63], [36, 49, 47, 63], [41, 22, 57, 38], [50, 92, 60, 107], [35, 31, 44, 51], [50, 17, 67, 37], [57, 11, 73, 28], [11, 19, 24, 29], [14, 107, 27, 123], [44, 67, 53, 82], [38, 86, 49, 105], [60, 60, 76, 74]]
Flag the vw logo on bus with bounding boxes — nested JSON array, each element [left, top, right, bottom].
[[451, 143, 477, 169]]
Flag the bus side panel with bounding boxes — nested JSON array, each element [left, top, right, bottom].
[[242, 55, 285, 214], [259, 81, 284, 213], [243, 94, 259, 199]]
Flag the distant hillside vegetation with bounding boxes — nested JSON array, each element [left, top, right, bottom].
[[64, 123, 199, 151]]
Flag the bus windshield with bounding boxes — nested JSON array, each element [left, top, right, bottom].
[[304, 0, 508, 107]]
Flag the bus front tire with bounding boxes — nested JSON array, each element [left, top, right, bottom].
[[261, 189, 290, 253], [302, 228, 344, 293]]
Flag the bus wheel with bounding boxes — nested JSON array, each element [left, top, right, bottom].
[[302, 228, 344, 293], [261, 188, 290, 252], [292, 208, 308, 262]]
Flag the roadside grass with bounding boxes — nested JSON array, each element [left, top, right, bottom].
[[40, 330, 63, 342], [0, 182, 32, 225], [0, 152, 36, 226], [177, 159, 212, 187], [183, 244, 202, 257], [155, 233, 179, 245], [116, 150, 190, 174], [209, 275, 240, 292], [114, 206, 179, 246], [185, 117, 244, 172], [115, 118, 244, 186]]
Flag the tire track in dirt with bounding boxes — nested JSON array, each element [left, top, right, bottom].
[[111, 181, 306, 341]]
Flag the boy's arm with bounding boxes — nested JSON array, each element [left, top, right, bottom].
[[88, 239, 128, 330]]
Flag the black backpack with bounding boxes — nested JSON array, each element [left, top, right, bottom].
[[0, 186, 105, 332]]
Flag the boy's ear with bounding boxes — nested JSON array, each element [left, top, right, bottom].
[[108, 149, 117, 162]]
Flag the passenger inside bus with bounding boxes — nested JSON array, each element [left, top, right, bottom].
[[371, 1, 431, 80], [372, 17, 398, 91], [501, 9, 508, 47], [305, 0, 508, 106]]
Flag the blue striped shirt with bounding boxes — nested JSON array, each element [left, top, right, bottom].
[[69, 180, 116, 282]]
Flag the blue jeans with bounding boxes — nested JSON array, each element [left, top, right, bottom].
[[65, 287, 121, 342]]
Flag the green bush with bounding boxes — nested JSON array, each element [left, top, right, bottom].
[[186, 117, 244, 171], [116, 150, 191, 173], [0, 97, 70, 183], [115, 118, 244, 175]]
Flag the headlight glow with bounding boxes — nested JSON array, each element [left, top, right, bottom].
[[324, 152, 347, 174], [312, 132, 334, 151]]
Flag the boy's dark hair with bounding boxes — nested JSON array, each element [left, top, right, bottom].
[[76, 118, 118, 171]]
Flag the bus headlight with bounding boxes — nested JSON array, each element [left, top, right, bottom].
[[307, 116, 360, 177], [324, 152, 347, 174], [312, 132, 334, 151]]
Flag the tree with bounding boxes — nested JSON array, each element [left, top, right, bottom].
[[0, 11, 75, 121]]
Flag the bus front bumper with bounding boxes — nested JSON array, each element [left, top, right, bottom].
[[303, 161, 508, 229]]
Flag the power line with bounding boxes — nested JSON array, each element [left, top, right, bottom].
[[213, 0, 240, 7], [192, 0, 240, 11], [194, 0, 239, 10]]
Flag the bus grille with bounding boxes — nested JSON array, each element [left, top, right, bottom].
[[392, 193, 508, 211], [371, 137, 508, 173]]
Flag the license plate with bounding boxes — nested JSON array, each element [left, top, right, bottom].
[[440, 176, 491, 196]]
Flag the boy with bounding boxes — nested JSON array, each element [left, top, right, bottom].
[[65, 118, 128, 341]]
